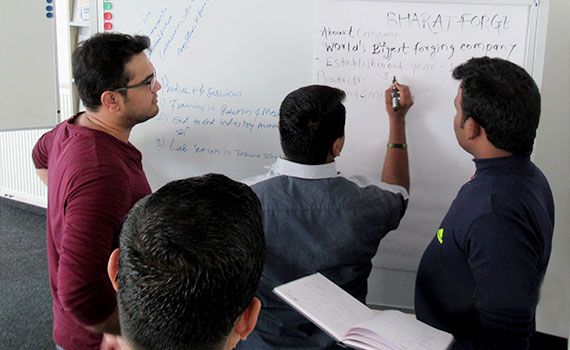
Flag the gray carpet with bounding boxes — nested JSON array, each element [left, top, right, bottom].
[[0, 197, 53, 349]]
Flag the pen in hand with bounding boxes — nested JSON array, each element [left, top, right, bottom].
[[391, 76, 400, 112]]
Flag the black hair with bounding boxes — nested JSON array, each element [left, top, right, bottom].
[[453, 56, 541, 156], [117, 174, 265, 350], [279, 85, 346, 164], [71, 33, 151, 111]]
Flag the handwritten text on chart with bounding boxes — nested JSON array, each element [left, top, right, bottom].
[[163, 99, 278, 121], [139, 0, 212, 60], [153, 137, 279, 161], [149, 76, 279, 153], [160, 76, 243, 98], [386, 12, 510, 34], [319, 12, 512, 38], [314, 10, 523, 99], [155, 112, 278, 136], [320, 38, 517, 61]]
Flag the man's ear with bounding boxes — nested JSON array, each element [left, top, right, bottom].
[[464, 117, 481, 141], [100, 91, 123, 113], [233, 297, 261, 341], [331, 136, 345, 158], [107, 248, 120, 292]]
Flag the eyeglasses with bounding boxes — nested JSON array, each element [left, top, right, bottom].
[[112, 69, 157, 92]]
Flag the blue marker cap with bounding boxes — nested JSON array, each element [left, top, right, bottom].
[[46, 5, 53, 11], [46, 12, 53, 18]]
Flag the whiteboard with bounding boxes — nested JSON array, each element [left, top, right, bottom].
[[103, 0, 541, 272], [1, 0, 59, 130], [312, 0, 532, 271]]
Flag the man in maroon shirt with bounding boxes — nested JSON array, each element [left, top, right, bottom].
[[32, 33, 161, 350]]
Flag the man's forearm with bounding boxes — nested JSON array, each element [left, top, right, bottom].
[[381, 82, 412, 192], [382, 118, 409, 192], [36, 168, 48, 186]]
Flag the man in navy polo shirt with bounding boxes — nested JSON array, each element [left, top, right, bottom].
[[415, 57, 554, 349]]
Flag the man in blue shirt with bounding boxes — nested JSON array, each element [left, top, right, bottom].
[[239, 83, 413, 349], [415, 57, 554, 350]]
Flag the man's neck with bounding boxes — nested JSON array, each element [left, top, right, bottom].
[[467, 126, 512, 159], [471, 146, 512, 159], [78, 111, 131, 143], [282, 155, 335, 164]]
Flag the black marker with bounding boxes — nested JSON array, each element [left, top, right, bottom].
[[391, 76, 400, 112]]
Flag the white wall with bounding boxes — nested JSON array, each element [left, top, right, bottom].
[[533, 0, 570, 339]]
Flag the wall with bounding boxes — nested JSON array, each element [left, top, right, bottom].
[[0, 0, 76, 205], [533, 0, 570, 339]]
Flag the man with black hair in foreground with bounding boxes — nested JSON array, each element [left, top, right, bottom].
[[107, 174, 266, 350], [415, 57, 554, 349]]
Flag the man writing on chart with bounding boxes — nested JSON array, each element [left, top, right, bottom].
[[238, 83, 413, 349], [107, 174, 266, 350], [32, 33, 161, 350], [415, 57, 554, 349]]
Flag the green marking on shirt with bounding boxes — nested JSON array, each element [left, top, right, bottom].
[[437, 228, 444, 244]]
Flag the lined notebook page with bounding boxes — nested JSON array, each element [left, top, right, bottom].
[[346, 310, 454, 350], [273, 273, 375, 340]]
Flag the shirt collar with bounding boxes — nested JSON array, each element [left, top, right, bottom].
[[472, 155, 531, 176], [266, 157, 339, 179]]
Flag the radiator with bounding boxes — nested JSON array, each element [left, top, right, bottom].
[[0, 129, 50, 207], [0, 88, 73, 208]]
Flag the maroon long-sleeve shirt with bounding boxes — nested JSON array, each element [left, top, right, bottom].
[[32, 113, 151, 350]]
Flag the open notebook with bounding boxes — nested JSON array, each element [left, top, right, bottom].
[[273, 273, 454, 350]]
